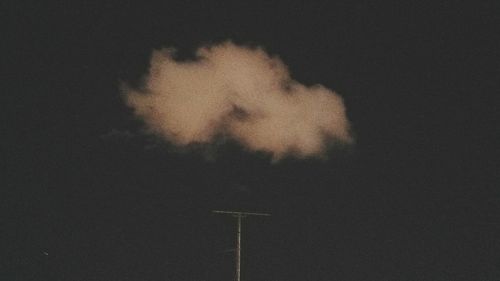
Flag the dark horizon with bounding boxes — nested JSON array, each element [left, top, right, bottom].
[[3, 1, 499, 280]]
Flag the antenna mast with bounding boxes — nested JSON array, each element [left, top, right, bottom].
[[213, 210, 270, 281]]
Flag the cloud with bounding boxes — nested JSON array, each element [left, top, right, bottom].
[[123, 41, 353, 160]]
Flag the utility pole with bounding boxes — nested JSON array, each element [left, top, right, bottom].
[[213, 210, 270, 281]]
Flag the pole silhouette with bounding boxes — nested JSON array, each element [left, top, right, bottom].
[[213, 210, 270, 281]]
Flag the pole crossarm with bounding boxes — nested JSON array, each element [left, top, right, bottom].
[[212, 210, 271, 217], [213, 210, 270, 281]]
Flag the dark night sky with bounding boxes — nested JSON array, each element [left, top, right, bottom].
[[3, 1, 500, 280]]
